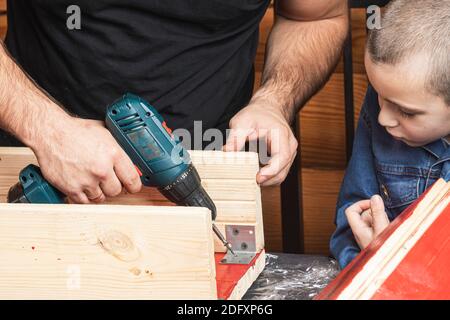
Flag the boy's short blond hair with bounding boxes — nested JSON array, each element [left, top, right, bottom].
[[367, 0, 450, 105]]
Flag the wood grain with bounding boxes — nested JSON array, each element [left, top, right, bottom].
[[299, 73, 368, 169], [255, 6, 273, 74], [0, 204, 218, 299], [302, 168, 345, 255], [334, 9, 368, 74], [0, 15, 6, 41], [261, 186, 282, 252], [0, 0, 5, 41], [0, 147, 265, 254], [0, 147, 267, 299]]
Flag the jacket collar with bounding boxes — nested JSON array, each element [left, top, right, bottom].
[[422, 138, 450, 160]]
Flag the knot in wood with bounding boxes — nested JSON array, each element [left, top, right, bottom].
[[97, 230, 140, 262]]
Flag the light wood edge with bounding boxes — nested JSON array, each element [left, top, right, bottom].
[[227, 250, 266, 300], [359, 190, 450, 299], [338, 180, 450, 299]]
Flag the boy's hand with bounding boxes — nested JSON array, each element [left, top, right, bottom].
[[345, 195, 390, 250]]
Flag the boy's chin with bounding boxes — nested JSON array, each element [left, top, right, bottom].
[[400, 138, 431, 148], [402, 140, 423, 147]]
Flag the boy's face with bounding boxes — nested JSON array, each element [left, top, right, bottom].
[[365, 52, 450, 147]]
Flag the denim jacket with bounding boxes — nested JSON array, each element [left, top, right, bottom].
[[330, 85, 450, 269]]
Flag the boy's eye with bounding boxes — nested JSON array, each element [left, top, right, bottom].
[[399, 110, 415, 119]]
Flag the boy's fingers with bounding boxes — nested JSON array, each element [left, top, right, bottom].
[[345, 200, 372, 230], [370, 195, 390, 235], [347, 200, 371, 215], [361, 209, 373, 225]]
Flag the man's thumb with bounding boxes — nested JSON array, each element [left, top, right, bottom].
[[370, 195, 390, 235]]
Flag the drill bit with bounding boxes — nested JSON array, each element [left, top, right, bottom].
[[212, 224, 236, 256]]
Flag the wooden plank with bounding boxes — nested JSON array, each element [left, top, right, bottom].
[[0, 203, 218, 299], [0, 148, 260, 203], [0, 148, 259, 181], [0, 147, 264, 254], [1, 179, 259, 203], [372, 203, 450, 299], [346, 182, 450, 300]]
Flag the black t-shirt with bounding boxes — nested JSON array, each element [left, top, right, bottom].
[[2, 0, 270, 147]]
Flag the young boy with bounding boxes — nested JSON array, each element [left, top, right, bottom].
[[330, 0, 450, 268]]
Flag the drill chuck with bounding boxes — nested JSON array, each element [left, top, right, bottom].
[[160, 164, 217, 220]]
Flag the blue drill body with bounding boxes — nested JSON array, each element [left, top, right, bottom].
[[105, 93, 190, 188], [8, 164, 65, 204]]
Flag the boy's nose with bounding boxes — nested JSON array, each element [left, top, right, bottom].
[[378, 107, 399, 128]]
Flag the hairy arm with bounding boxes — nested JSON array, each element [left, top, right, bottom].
[[0, 42, 70, 147], [224, 0, 348, 186], [0, 41, 141, 203], [256, 0, 349, 123]]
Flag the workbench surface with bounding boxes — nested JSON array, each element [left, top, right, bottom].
[[243, 253, 340, 300]]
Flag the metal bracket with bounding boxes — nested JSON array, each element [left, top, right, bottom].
[[220, 225, 257, 265]]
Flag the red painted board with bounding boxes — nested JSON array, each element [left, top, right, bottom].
[[315, 186, 434, 300], [215, 252, 261, 300], [372, 201, 450, 299]]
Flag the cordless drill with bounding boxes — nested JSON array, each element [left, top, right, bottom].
[[7, 93, 234, 255]]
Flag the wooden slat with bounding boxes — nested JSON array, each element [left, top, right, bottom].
[[0, 0, 5, 41], [0, 147, 265, 254], [302, 168, 345, 255], [0, 15, 6, 41], [334, 9, 368, 74], [255, 6, 273, 74], [0, 204, 217, 299], [300, 73, 368, 169], [346, 182, 450, 299], [0, 148, 259, 181], [261, 186, 282, 252], [0, 148, 260, 203]]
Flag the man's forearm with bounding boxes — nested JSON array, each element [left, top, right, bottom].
[[0, 41, 70, 147], [253, 8, 348, 124]]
